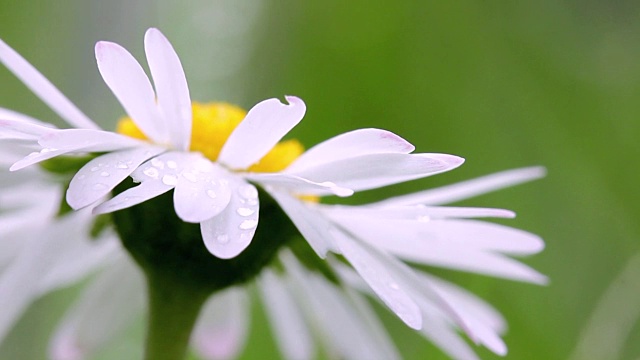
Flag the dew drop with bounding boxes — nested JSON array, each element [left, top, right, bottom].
[[239, 219, 258, 230], [238, 185, 258, 200], [143, 167, 159, 178], [93, 183, 107, 190], [151, 158, 165, 169], [166, 160, 178, 169], [162, 175, 178, 186], [90, 167, 99, 172], [389, 282, 400, 290], [216, 234, 229, 244], [206, 190, 217, 199], [236, 207, 255, 216], [100, 171, 109, 177], [77, 175, 86, 180], [116, 162, 129, 169]]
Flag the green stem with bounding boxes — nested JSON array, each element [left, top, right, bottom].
[[144, 275, 208, 360]]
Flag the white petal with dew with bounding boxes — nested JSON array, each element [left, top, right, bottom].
[[331, 230, 422, 330], [267, 190, 335, 257], [286, 153, 464, 193], [258, 270, 314, 360], [246, 172, 353, 197], [92, 180, 173, 215], [0, 38, 98, 129], [95, 41, 166, 143], [66, 146, 165, 210], [219, 96, 306, 169], [192, 287, 249, 360], [48, 254, 145, 360], [144, 28, 192, 151], [200, 179, 257, 259], [286, 128, 415, 173], [173, 162, 232, 223], [374, 166, 547, 206]]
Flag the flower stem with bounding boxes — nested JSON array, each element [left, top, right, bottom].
[[144, 274, 209, 360]]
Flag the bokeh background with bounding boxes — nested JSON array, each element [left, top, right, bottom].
[[1, 0, 639, 359]]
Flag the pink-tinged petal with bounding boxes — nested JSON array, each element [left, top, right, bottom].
[[246, 172, 353, 197], [325, 204, 515, 221], [144, 28, 192, 151], [0, 108, 55, 140], [173, 165, 232, 223], [286, 128, 415, 173], [66, 146, 165, 210], [286, 153, 464, 193], [0, 39, 99, 130], [95, 41, 166, 143], [258, 270, 314, 360], [218, 96, 306, 170], [375, 166, 547, 206], [192, 287, 249, 360], [331, 230, 422, 330], [200, 179, 257, 259], [48, 255, 145, 360], [267, 190, 335, 257]]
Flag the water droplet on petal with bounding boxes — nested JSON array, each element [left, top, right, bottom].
[[93, 183, 107, 190], [239, 219, 258, 230], [78, 175, 86, 180], [216, 234, 229, 244], [389, 282, 400, 290], [166, 160, 178, 169], [236, 207, 255, 216], [417, 215, 430, 222], [151, 158, 165, 169], [90, 167, 99, 172], [162, 175, 178, 186], [100, 171, 109, 177], [143, 167, 159, 179], [116, 162, 129, 169], [238, 185, 258, 200], [206, 190, 217, 199]]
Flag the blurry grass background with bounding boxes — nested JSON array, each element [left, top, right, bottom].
[[1, 0, 640, 359]]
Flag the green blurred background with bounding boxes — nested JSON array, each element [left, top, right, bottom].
[[1, 0, 640, 359]]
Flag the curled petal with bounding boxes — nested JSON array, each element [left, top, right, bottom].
[[219, 96, 306, 170], [286, 128, 415, 173]]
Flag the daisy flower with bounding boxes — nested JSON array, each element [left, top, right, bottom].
[[0, 27, 547, 359], [0, 28, 461, 259]]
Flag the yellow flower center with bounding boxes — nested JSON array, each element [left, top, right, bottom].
[[116, 102, 304, 173]]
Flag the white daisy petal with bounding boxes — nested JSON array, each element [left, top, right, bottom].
[[286, 128, 415, 173], [200, 180, 257, 259], [9, 147, 71, 171], [95, 41, 165, 143], [0, 38, 99, 130], [192, 287, 249, 360], [0, 109, 55, 140], [286, 153, 464, 193], [267, 190, 336, 257], [172, 162, 232, 223], [92, 181, 173, 215], [144, 28, 192, 151], [66, 146, 165, 210], [258, 270, 314, 360], [375, 166, 547, 206], [246, 172, 353, 197], [48, 255, 145, 360], [218, 96, 306, 170], [331, 230, 422, 330], [325, 204, 515, 220], [38, 129, 144, 152]]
